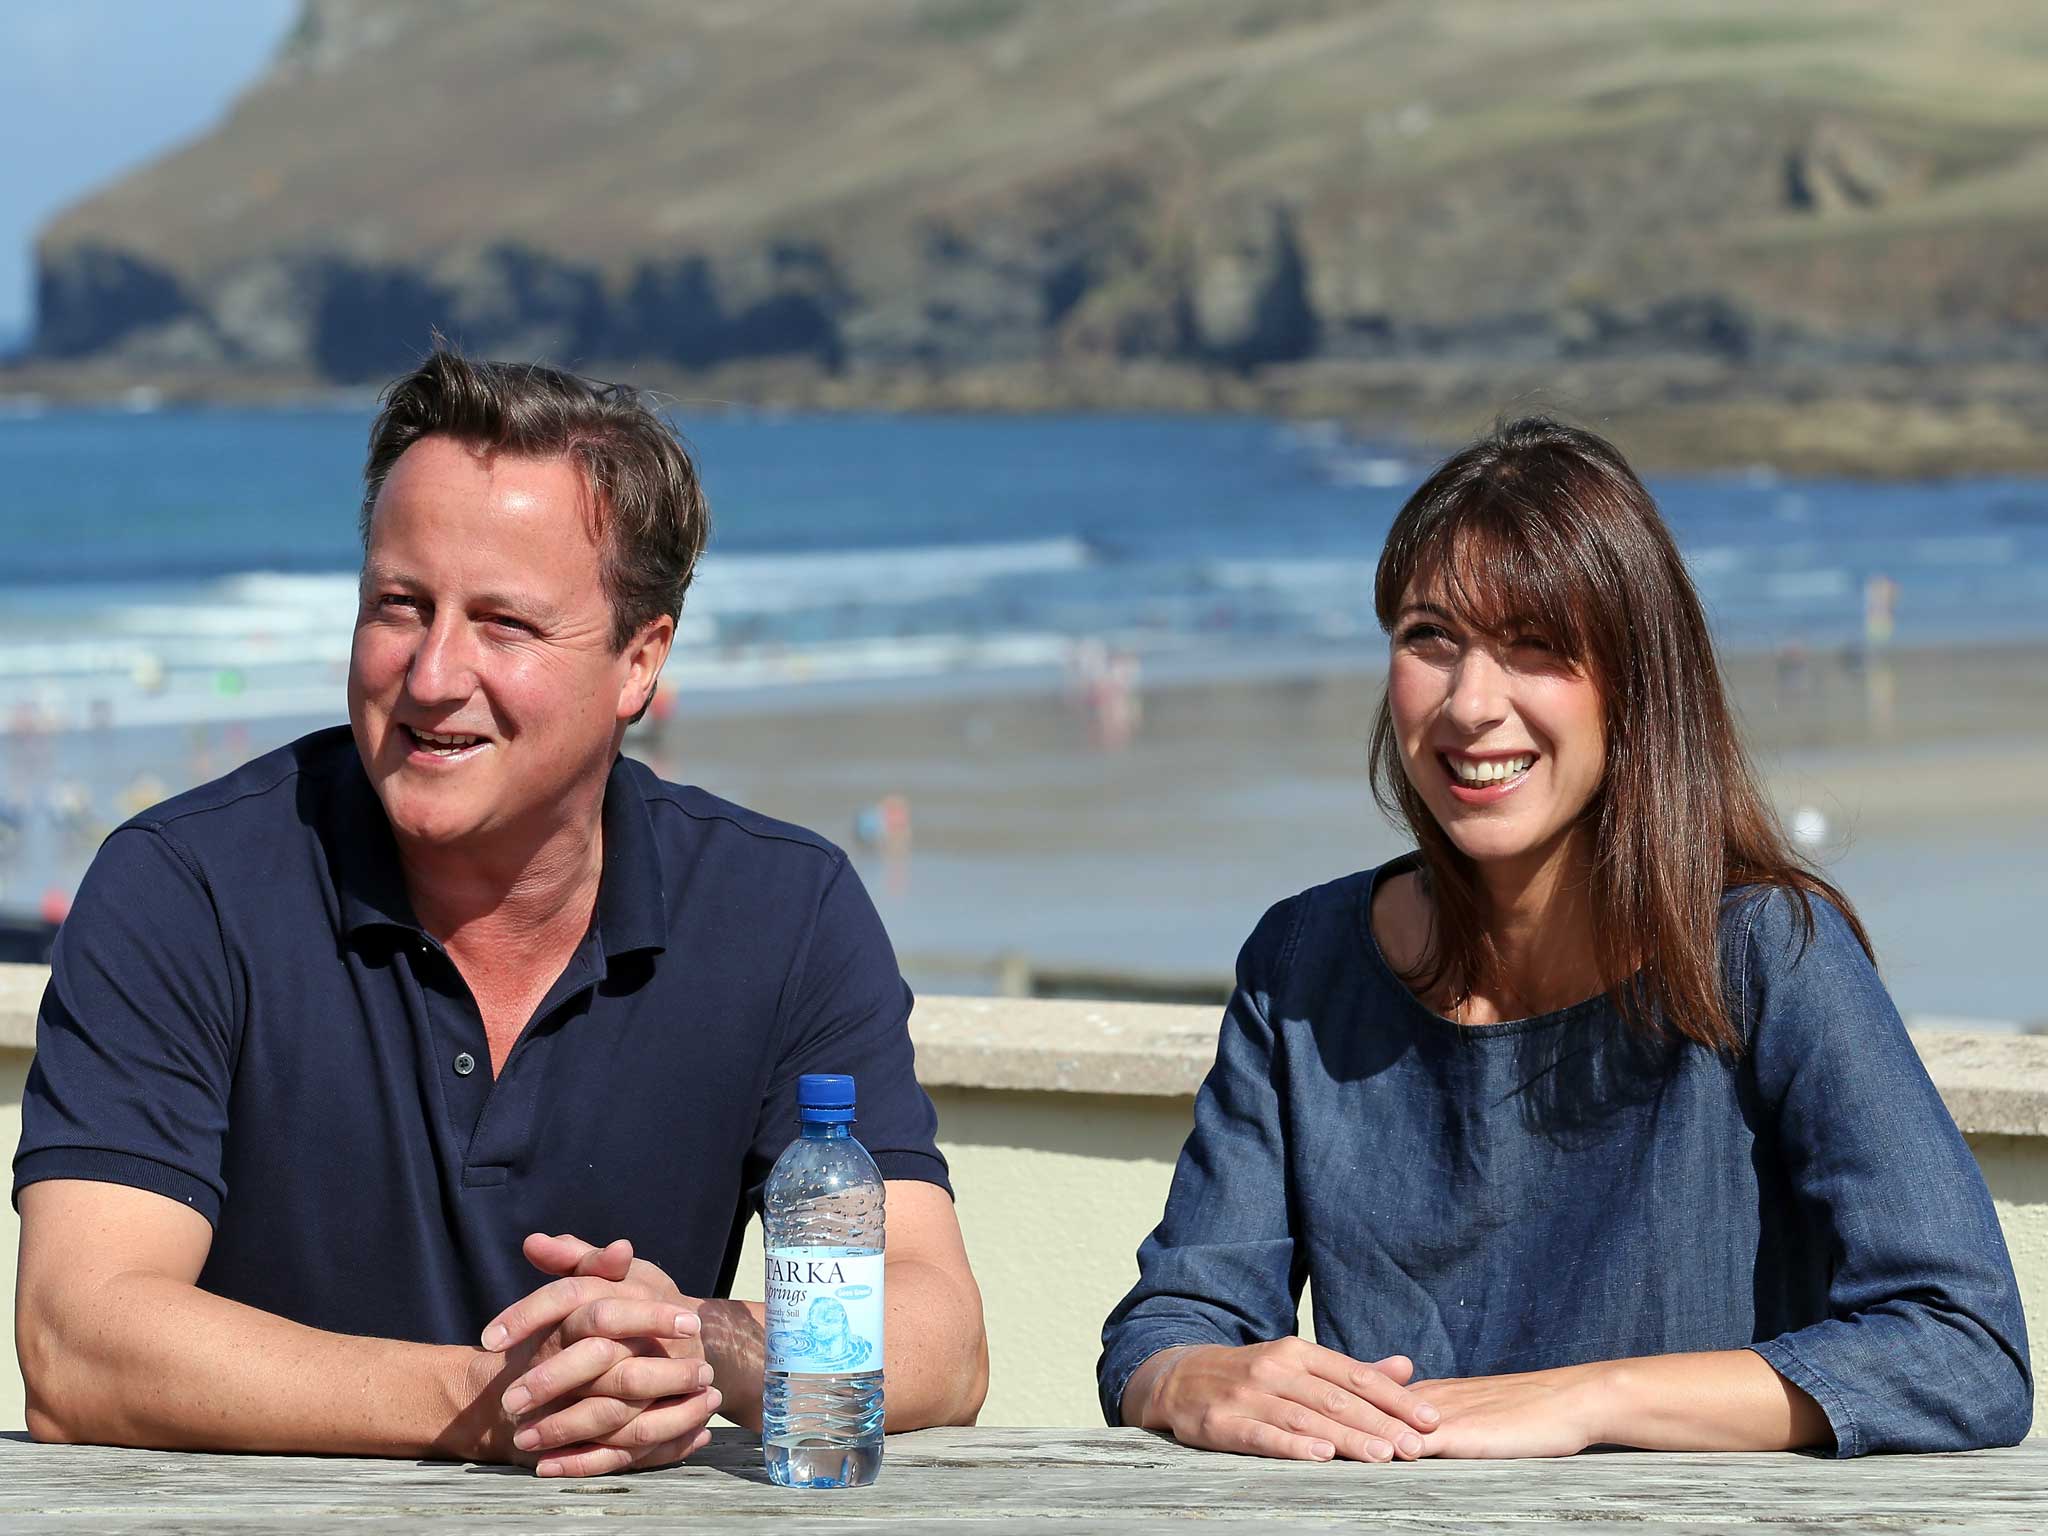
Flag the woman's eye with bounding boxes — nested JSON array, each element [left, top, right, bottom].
[[1512, 634, 1554, 653], [1398, 623, 1449, 647]]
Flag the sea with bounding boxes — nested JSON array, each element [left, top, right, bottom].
[[7, 405, 2048, 728], [3, 406, 2047, 1019]]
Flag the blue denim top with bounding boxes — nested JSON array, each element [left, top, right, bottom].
[[1099, 856, 2033, 1455]]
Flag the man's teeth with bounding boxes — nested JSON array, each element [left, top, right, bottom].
[[1449, 753, 1534, 785], [411, 728, 481, 752]]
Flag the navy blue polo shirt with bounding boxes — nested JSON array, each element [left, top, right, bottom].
[[13, 726, 949, 1345]]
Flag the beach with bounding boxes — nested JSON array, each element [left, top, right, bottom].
[[5, 634, 2043, 1029], [386, 640, 2048, 1027]]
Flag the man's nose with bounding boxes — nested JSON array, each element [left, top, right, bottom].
[[1444, 646, 1510, 734], [405, 616, 477, 706]]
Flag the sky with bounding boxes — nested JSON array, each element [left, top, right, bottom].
[[0, 0, 297, 348]]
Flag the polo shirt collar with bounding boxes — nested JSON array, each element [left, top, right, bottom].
[[330, 757, 418, 940], [330, 750, 670, 961], [593, 755, 669, 959]]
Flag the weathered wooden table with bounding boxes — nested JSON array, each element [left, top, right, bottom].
[[1, 1427, 2043, 1533]]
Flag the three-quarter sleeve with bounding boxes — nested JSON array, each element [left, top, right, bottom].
[[1740, 890, 2033, 1455], [1097, 898, 1305, 1426]]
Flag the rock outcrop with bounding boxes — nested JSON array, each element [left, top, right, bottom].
[[26, 0, 2048, 386]]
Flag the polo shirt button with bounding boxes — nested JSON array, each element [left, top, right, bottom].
[[453, 1052, 476, 1077]]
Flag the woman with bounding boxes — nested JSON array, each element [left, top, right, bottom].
[[1099, 418, 2031, 1461]]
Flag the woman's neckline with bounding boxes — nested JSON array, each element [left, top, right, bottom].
[[1356, 851, 1617, 1039]]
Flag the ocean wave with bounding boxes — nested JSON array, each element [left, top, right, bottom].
[[218, 572, 362, 605], [1762, 569, 1853, 602], [668, 631, 1078, 689], [0, 539, 1095, 699], [1682, 546, 1746, 578], [0, 549, 364, 588], [1907, 536, 2018, 565], [1321, 455, 1413, 489], [0, 634, 346, 679], [1203, 557, 1377, 598], [688, 536, 1093, 613], [0, 627, 1098, 732]]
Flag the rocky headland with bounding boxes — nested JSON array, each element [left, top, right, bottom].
[[14, 0, 2048, 473]]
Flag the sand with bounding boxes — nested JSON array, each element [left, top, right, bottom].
[[624, 641, 2048, 1027], [4, 639, 2044, 1026]]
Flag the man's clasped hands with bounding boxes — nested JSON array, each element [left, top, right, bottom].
[[463, 1232, 725, 1479]]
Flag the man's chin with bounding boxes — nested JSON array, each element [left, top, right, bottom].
[[372, 781, 495, 850], [387, 816, 490, 853]]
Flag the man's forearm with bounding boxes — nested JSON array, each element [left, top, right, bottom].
[[712, 1254, 987, 1434], [879, 1253, 989, 1430], [24, 1269, 490, 1459]]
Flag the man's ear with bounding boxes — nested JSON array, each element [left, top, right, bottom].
[[618, 614, 676, 722]]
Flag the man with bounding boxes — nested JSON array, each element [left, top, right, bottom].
[[13, 351, 988, 1476]]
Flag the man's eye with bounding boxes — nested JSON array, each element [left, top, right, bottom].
[[378, 595, 421, 613], [487, 615, 533, 634]]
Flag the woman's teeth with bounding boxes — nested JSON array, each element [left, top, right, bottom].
[[1448, 753, 1534, 785]]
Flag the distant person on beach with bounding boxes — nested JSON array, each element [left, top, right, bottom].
[[1863, 571, 1898, 651], [1101, 418, 2030, 1461], [1068, 639, 1144, 752], [13, 351, 987, 1474]]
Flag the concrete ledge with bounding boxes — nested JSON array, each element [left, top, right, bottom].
[[909, 995, 1227, 1097], [5, 963, 2047, 1136], [1, 964, 37, 1051], [1901, 1031, 2048, 1138], [910, 993, 2048, 1136]]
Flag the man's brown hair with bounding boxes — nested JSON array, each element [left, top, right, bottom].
[[361, 349, 710, 673]]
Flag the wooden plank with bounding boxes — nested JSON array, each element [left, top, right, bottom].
[[1, 1428, 2043, 1531]]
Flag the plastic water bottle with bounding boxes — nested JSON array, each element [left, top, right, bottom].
[[762, 1073, 885, 1488]]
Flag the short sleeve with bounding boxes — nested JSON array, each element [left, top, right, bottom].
[[741, 854, 948, 1213], [1097, 897, 1304, 1426], [12, 825, 240, 1223], [1738, 890, 2033, 1455]]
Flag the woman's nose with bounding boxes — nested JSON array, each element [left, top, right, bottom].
[[1444, 646, 1509, 733]]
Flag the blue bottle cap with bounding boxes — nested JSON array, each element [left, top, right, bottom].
[[797, 1073, 855, 1123]]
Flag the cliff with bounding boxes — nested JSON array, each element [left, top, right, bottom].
[[21, 0, 2048, 467]]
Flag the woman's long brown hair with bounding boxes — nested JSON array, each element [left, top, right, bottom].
[[1367, 416, 1872, 1053]]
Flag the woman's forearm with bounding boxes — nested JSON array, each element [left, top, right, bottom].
[[1585, 1350, 1832, 1452], [1411, 1349, 1833, 1458]]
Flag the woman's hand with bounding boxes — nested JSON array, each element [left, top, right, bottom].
[[1128, 1339, 1441, 1462], [1407, 1364, 1603, 1459]]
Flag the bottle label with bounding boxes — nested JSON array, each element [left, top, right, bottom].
[[765, 1248, 884, 1374]]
